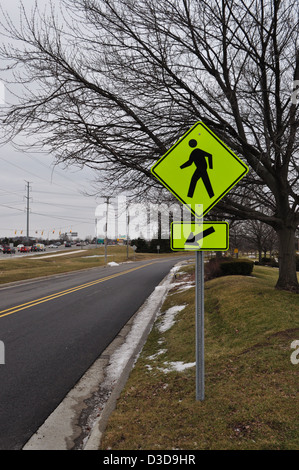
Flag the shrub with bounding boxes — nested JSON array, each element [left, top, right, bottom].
[[219, 258, 254, 276], [130, 238, 172, 253], [205, 257, 223, 280], [261, 256, 272, 264], [131, 238, 149, 252], [205, 257, 254, 280], [148, 239, 171, 253], [256, 257, 279, 267]]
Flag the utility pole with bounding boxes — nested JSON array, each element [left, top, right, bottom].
[[100, 196, 112, 265], [126, 211, 130, 259], [25, 181, 32, 239]]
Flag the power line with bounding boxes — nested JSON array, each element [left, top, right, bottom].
[[0, 157, 52, 185], [0, 188, 24, 197], [31, 211, 94, 224], [0, 170, 98, 237], [35, 201, 94, 210], [0, 156, 86, 195], [0, 203, 24, 212], [32, 189, 84, 197], [25, 154, 85, 187]]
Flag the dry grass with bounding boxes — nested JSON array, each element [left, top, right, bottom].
[[100, 265, 299, 450]]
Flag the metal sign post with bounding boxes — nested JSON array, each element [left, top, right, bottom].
[[195, 251, 205, 401]]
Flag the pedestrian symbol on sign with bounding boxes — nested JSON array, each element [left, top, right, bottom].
[[180, 139, 214, 199]]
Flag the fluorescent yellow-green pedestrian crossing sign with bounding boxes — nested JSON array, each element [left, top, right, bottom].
[[171, 221, 229, 251], [151, 122, 248, 218]]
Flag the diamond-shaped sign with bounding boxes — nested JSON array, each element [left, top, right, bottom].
[[151, 122, 248, 218]]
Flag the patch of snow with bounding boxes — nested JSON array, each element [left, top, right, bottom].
[[147, 349, 167, 360], [154, 285, 166, 292], [159, 361, 196, 373], [170, 265, 182, 275], [103, 279, 171, 387], [107, 261, 119, 266], [170, 281, 186, 288], [82, 255, 107, 258], [169, 281, 195, 292], [157, 305, 186, 333], [176, 283, 194, 292], [30, 250, 85, 259]]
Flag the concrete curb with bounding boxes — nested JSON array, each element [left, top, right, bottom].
[[83, 263, 184, 450]]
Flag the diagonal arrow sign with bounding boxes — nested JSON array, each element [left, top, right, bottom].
[[171, 221, 229, 251], [185, 226, 215, 246]]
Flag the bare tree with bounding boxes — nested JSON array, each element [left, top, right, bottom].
[[0, 0, 298, 291], [240, 219, 278, 261]]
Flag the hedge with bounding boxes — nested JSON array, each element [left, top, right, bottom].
[[254, 257, 279, 267], [219, 258, 254, 276]]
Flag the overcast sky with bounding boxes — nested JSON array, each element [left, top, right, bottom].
[[0, 0, 103, 241]]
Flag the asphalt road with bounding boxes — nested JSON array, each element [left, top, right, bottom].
[[0, 255, 188, 450]]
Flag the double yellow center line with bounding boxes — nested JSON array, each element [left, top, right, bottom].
[[0, 262, 156, 320]]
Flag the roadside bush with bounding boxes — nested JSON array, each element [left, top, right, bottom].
[[262, 256, 279, 267], [219, 258, 254, 276], [130, 238, 172, 253], [148, 239, 171, 253], [205, 257, 223, 280], [250, 254, 297, 270], [131, 238, 149, 252], [255, 257, 279, 267], [261, 256, 272, 264], [205, 257, 254, 280]]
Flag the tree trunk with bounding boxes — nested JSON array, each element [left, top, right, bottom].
[[275, 226, 298, 292]]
